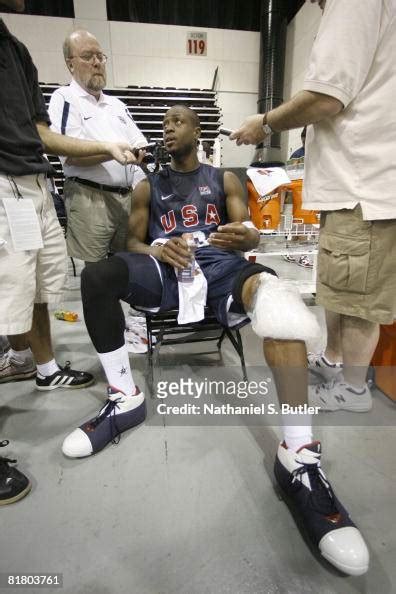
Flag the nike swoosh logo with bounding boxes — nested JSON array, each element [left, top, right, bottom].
[[83, 116, 93, 120], [161, 194, 174, 200]]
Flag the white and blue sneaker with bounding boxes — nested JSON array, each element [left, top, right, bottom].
[[274, 441, 369, 575], [308, 379, 372, 412], [62, 387, 146, 458]]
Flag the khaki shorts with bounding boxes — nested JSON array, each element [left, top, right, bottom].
[[0, 173, 67, 335], [64, 179, 132, 262], [316, 205, 396, 324]]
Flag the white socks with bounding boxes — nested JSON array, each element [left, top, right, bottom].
[[282, 412, 313, 452], [98, 344, 136, 397], [36, 358, 59, 377], [10, 347, 32, 363]]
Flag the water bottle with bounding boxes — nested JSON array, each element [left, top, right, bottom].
[[197, 141, 206, 164], [212, 137, 221, 167], [177, 235, 196, 283]]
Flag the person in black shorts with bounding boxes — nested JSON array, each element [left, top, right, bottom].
[[62, 105, 369, 575]]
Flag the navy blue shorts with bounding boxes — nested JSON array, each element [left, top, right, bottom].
[[117, 246, 260, 327]]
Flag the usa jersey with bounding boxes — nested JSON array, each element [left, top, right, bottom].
[[147, 164, 228, 242]]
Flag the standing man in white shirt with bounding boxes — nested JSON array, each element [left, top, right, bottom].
[[229, 0, 396, 573], [231, 0, 396, 408], [49, 30, 148, 263]]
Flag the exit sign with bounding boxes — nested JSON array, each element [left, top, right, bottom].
[[186, 31, 207, 56]]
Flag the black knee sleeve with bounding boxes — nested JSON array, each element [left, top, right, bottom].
[[81, 256, 130, 353], [81, 256, 129, 307], [232, 263, 277, 308]]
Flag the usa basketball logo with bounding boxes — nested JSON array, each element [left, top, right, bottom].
[[199, 186, 211, 196]]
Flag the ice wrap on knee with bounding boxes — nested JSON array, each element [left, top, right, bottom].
[[248, 272, 320, 349]]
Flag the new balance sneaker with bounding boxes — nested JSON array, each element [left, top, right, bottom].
[[36, 361, 94, 391], [308, 380, 372, 412], [62, 387, 146, 457], [274, 441, 369, 575], [307, 351, 343, 382], [0, 351, 36, 384], [0, 440, 31, 505]]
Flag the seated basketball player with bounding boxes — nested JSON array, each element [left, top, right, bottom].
[[62, 105, 369, 575]]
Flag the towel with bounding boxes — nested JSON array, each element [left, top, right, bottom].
[[151, 236, 208, 324]]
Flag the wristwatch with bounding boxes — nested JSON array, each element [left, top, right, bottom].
[[262, 113, 275, 136]]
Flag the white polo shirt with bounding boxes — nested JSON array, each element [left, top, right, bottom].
[[302, 0, 396, 220], [48, 79, 147, 188]]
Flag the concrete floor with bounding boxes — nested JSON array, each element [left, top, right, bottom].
[[1, 263, 395, 594]]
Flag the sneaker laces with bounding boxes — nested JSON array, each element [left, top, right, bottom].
[[87, 398, 124, 445], [0, 439, 17, 468], [58, 361, 85, 378], [292, 458, 338, 516], [314, 378, 337, 394], [307, 351, 323, 366], [0, 351, 11, 371]]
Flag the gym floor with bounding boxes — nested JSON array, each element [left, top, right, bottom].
[[1, 262, 395, 594]]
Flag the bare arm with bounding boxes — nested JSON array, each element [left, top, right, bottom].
[[36, 121, 136, 165], [126, 180, 157, 255], [230, 90, 343, 145], [208, 171, 260, 252], [268, 90, 343, 131], [66, 148, 147, 168], [65, 154, 112, 167]]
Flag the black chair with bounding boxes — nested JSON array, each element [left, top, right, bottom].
[[143, 307, 248, 394]]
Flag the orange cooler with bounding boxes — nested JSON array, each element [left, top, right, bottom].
[[288, 178, 319, 224], [247, 180, 281, 230]]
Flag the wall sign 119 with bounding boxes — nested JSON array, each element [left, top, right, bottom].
[[187, 32, 207, 56]]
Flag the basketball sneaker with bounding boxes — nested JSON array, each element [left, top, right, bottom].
[[274, 441, 369, 575], [62, 387, 146, 457]]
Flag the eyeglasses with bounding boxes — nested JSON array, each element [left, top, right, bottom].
[[70, 52, 108, 64]]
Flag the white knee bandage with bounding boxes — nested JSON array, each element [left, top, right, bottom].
[[248, 272, 321, 348]]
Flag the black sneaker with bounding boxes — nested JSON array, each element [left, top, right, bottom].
[[274, 441, 369, 575], [62, 387, 146, 457], [36, 361, 94, 391], [0, 440, 31, 505]]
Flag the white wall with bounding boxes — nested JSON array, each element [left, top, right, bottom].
[[109, 20, 260, 167], [1, 0, 321, 166], [283, 1, 321, 160]]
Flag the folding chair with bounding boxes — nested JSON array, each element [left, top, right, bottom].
[[144, 307, 248, 393]]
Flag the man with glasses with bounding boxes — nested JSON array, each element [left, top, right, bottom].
[[49, 30, 148, 264]]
